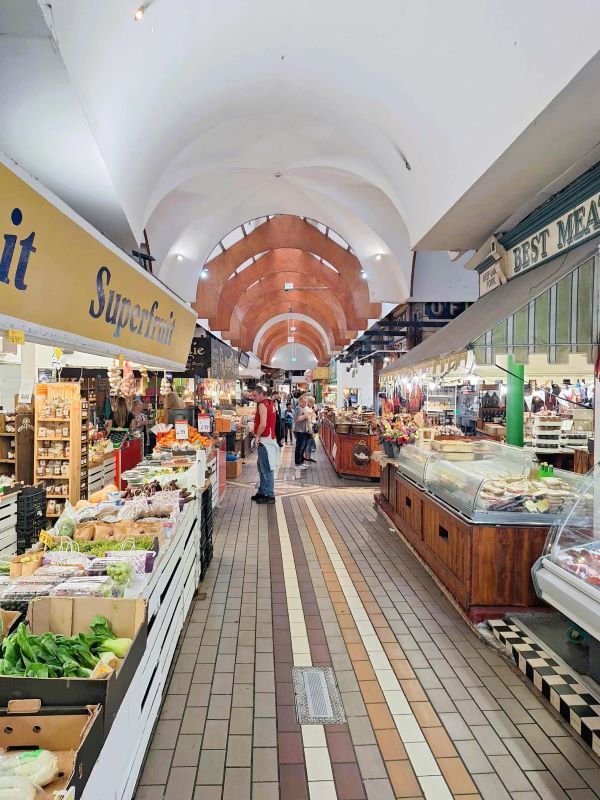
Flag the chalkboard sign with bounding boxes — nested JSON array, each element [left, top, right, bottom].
[[183, 334, 238, 380]]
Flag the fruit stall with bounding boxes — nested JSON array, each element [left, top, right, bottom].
[[0, 433, 214, 798]]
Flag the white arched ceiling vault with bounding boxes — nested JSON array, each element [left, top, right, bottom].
[[35, 0, 600, 303], [251, 314, 336, 358]]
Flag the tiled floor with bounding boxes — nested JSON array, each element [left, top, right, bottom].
[[135, 441, 600, 799]]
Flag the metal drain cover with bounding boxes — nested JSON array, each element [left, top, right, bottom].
[[292, 666, 346, 725]]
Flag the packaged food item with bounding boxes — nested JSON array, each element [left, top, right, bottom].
[[0, 748, 58, 787], [49, 575, 118, 597], [34, 564, 84, 578], [106, 548, 156, 574], [0, 774, 37, 799], [87, 558, 134, 588]]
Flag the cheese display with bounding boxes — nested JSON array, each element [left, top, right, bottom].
[[396, 438, 585, 523], [477, 475, 576, 514]]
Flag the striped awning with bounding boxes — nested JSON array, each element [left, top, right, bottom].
[[380, 239, 599, 378]]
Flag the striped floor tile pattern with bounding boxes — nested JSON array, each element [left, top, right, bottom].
[[135, 440, 600, 800]]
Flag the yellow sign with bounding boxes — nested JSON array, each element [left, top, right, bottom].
[[7, 328, 25, 345], [53, 346, 63, 360], [0, 160, 196, 367], [38, 530, 54, 548]]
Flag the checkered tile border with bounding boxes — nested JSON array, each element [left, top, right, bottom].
[[488, 618, 600, 756]]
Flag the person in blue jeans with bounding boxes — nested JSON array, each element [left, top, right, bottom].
[[252, 385, 278, 504], [293, 394, 311, 469], [283, 403, 294, 444]]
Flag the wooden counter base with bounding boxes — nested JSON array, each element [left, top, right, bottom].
[[377, 464, 547, 620], [320, 419, 379, 480]]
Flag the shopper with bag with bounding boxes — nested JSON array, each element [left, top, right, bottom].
[[252, 385, 280, 504]]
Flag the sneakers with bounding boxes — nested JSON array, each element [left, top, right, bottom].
[[305, 458, 317, 463], [295, 464, 308, 470], [256, 496, 275, 504], [251, 493, 265, 502]]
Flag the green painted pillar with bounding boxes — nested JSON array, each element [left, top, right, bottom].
[[506, 354, 524, 447]]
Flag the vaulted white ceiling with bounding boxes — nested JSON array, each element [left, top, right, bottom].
[[3, 0, 600, 312]]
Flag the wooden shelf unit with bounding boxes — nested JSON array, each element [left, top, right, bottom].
[[0, 408, 34, 485], [34, 383, 83, 516]]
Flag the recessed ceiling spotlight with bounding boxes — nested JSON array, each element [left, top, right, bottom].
[[361, 269, 367, 280], [134, 1, 154, 20], [200, 268, 208, 279], [375, 253, 383, 261], [274, 172, 282, 178], [290, 326, 297, 332], [176, 253, 184, 261]]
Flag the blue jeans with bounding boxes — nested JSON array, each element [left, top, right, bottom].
[[294, 431, 309, 465], [257, 443, 275, 497]]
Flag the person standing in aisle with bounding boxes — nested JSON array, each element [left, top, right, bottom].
[[293, 394, 311, 469], [303, 396, 318, 463], [283, 402, 294, 444], [252, 385, 279, 504], [271, 389, 284, 447]]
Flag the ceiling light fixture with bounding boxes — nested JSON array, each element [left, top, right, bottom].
[[175, 253, 183, 261], [375, 253, 383, 261], [200, 268, 208, 279], [134, 1, 154, 20]]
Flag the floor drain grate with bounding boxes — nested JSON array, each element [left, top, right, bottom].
[[292, 666, 346, 725]]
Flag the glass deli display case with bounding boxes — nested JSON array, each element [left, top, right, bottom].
[[396, 439, 586, 524], [533, 468, 600, 639]]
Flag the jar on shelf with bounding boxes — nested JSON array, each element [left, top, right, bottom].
[[37, 460, 46, 477], [62, 425, 69, 437], [60, 461, 69, 476], [65, 444, 70, 457]]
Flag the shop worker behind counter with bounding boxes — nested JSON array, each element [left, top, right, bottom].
[[252, 385, 281, 504]]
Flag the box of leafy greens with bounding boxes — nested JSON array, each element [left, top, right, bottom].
[[0, 598, 147, 736], [0, 699, 103, 798]]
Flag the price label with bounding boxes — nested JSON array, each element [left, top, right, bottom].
[[18, 380, 33, 404], [7, 329, 25, 345], [53, 347, 63, 361], [175, 420, 189, 440], [197, 415, 211, 433], [39, 531, 54, 548]]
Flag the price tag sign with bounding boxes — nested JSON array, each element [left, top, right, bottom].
[[18, 380, 33, 404], [7, 328, 25, 345], [197, 415, 211, 433], [39, 530, 54, 548], [175, 420, 189, 440]]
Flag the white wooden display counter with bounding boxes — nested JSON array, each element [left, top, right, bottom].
[[80, 497, 201, 799], [0, 492, 17, 554]]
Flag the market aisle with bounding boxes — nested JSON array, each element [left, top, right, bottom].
[[135, 443, 600, 800]]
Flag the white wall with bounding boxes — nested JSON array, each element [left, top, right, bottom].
[[336, 362, 373, 409], [270, 343, 318, 371], [0, 363, 21, 411], [411, 251, 478, 302]]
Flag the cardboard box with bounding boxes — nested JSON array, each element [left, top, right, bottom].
[[0, 700, 103, 798], [0, 598, 147, 736], [226, 459, 242, 479], [216, 417, 233, 433]]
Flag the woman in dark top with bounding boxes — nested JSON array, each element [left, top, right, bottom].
[[106, 396, 134, 433]]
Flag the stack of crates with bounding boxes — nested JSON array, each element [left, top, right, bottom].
[[200, 490, 213, 580], [16, 485, 47, 554]]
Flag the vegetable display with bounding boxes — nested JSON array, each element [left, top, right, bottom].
[[0, 615, 132, 678], [46, 535, 156, 556]]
